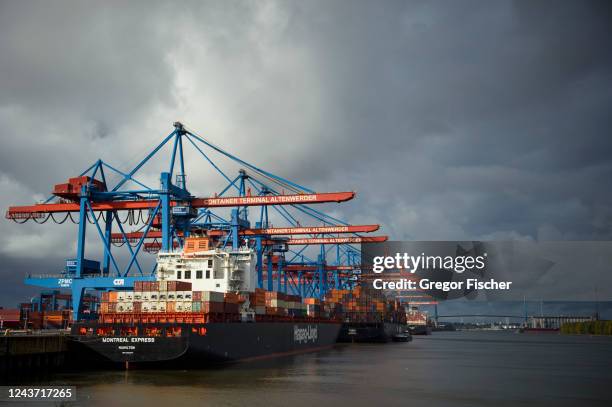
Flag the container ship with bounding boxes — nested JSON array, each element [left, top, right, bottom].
[[330, 287, 408, 343], [71, 237, 342, 366], [4, 123, 407, 368], [406, 307, 432, 335]]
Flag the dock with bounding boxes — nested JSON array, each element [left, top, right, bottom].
[[0, 331, 68, 382]]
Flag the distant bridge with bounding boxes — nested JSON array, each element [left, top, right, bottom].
[[435, 315, 595, 330]]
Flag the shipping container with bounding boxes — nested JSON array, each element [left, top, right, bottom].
[[224, 292, 240, 304], [204, 301, 224, 314], [202, 291, 224, 302]]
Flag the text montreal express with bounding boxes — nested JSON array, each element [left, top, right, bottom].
[[372, 278, 512, 291]]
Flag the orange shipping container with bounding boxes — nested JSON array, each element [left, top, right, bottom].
[[224, 292, 239, 304]]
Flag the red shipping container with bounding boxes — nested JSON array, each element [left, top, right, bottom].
[[177, 281, 192, 291], [151, 281, 159, 291], [133, 302, 142, 313], [192, 291, 202, 301], [265, 291, 278, 300], [224, 292, 239, 304], [224, 303, 240, 314], [204, 301, 224, 313]]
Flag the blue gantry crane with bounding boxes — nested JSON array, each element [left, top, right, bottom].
[[5, 122, 387, 319]]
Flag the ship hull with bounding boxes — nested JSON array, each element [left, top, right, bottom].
[[71, 322, 341, 366], [407, 325, 432, 335], [337, 322, 404, 343]]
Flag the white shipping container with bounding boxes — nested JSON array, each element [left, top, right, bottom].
[[158, 301, 167, 312], [126, 291, 134, 301], [118, 303, 134, 313], [270, 299, 287, 308], [118, 292, 126, 301], [167, 291, 177, 300], [183, 302, 192, 311]]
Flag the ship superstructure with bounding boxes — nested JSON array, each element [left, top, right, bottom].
[[157, 237, 257, 293]]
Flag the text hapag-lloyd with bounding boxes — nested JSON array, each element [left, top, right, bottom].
[[294, 325, 318, 343]]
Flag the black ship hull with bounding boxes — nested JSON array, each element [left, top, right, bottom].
[[407, 325, 432, 335], [337, 322, 404, 343], [71, 322, 341, 366]]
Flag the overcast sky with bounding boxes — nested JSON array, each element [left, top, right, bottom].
[[1, 1, 611, 306]]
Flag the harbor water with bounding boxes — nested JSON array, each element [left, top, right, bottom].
[[28, 331, 612, 406]]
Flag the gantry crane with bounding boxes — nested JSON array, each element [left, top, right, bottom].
[[5, 122, 387, 318]]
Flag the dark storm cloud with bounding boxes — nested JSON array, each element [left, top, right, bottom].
[[0, 1, 611, 305], [278, 0, 612, 240], [0, 1, 176, 121]]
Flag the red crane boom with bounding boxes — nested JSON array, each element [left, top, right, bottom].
[[110, 224, 380, 243], [282, 236, 388, 245], [5, 191, 355, 218]]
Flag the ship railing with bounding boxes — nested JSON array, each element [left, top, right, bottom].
[[26, 273, 142, 279], [1, 328, 70, 336], [26, 273, 68, 279]]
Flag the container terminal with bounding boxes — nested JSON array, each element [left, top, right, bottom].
[[2, 122, 418, 372]]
